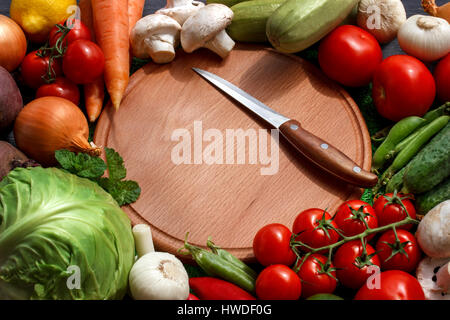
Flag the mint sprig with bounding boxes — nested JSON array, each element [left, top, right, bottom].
[[55, 148, 141, 206]]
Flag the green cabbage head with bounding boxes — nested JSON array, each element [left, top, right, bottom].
[[0, 167, 135, 300]]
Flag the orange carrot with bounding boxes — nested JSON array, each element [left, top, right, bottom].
[[128, 0, 146, 35], [92, 0, 130, 110], [79, 0, 105, 122], [79, 0, 95, 41], [85, 77, 105, 122]]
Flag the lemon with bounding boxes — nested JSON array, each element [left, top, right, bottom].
[[10, 0, 77, 43]]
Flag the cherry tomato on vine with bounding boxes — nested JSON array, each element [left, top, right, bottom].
[[373, 193, 416, 230], [20, 50, 62, 89], [292, 208, 340, 253], [334, 200, 378, 240], [354, 270, 425, 300], [49, 19, 92, 49], [372, 55, 435, 122], [253, 223, 296, 267], [333, 240, 381, 290], [434, 53, 450, 103], [376, 229, 422, 273], [62, 39, 105, 84], [296, 254, 337, 298], [36, 77, 80, 105], [318, 25, 382, 87], [256, 264, 302, 300]]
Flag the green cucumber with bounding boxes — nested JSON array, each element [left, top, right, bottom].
[[206, 0, 247, 7], [415, 178, 450, 215], [266, 0, 359, 53], [228, 0, 286, 43], [402, 121, 450, 194]]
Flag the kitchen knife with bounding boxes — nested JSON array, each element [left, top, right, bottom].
[[193, 68, 378, 188]]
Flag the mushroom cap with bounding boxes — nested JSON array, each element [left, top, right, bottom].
[[181, 4, 234, 53], [131, 14, 181, 59], [416, 257, 450, 300], [156, 0, 205, 25]]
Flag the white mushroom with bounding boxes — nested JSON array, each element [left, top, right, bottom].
[[131, 14, 182, 64], [416, 200, 450, 258], [181, 4, 235, 59], [156, 0, 205, 26], [416, 257, 450, 300]]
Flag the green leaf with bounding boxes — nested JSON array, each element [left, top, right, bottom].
[[102, 179, 141, 207], [105, 148, 127, 181], [55, 150, 106, 179]]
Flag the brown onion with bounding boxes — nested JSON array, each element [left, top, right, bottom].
[[423, 0, 450, 23], [14, 97, 101, 166], [0, 15, 27, 72]]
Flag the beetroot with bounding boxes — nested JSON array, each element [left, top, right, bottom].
[[0, 66, 23, 134]]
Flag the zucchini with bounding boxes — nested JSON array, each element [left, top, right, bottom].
[[228, 0, 286, 43], [415, 178, 450, 215], [402, 122, 450, 194], [266, 0, 359, 53]]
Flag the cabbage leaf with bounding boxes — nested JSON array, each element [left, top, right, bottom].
[[0, 167, 135, 300]]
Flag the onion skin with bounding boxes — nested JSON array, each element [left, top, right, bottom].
[[0, 15, 27, 72], [422, 0, 450, 23], [14, 97, 100, 166]]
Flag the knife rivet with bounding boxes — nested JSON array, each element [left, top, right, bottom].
[[290, 124, 299, 131], [320, 143, 329, 150], [353, 166, 362, 173]]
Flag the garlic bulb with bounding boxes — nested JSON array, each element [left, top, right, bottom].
[[398, 15, 450, 62], [357, 0, 407, 44], [128, 224, 190, 300]]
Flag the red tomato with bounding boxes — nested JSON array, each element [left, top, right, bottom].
[[187, 293, 199, 300], [376, 229, 422, 273], [333, 240, 381, 290], [373, 193, 416, 230], [296, 254, 337, 298], [256, 264, 302, 300], [334, 200, 378, 240], [49, 19, 92, 49], [354, 270, 425, 300], [434, 53, 450, 102], [36, 77, 80, 105], [372, 55, 436, 121], [20, 50, 62, 89], [253, 223, 296, 267], [292, 208, 340, 253], [318, 25, 382, 87], [62, 40, 105, 84]]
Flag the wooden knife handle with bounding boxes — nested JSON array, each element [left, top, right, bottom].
[[279, 120, 378, 188]]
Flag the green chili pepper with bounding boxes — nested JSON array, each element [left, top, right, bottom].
[[180, 235, 256, 293], [378, 115, 450, 189], [207, 238, 258, 280], [372, 116, 425, 172]]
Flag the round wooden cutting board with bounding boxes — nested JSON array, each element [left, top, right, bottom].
[[94, 44, 372, 262]]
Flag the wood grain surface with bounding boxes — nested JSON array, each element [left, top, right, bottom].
[[94, 45, 372, 262]]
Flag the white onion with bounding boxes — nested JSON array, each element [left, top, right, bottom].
[[398, 15, 450, 62]]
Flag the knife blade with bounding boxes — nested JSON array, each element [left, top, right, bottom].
[[193, 68, 378, 188]]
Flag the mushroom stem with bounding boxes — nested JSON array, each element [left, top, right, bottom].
[[204, 29, 235, 59], [436, 261, 450, 293], [145, 34, 178, 64], [133, 224, 155, 258]]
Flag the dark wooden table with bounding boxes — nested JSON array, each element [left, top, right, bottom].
[[1, 0, 448, 58]]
